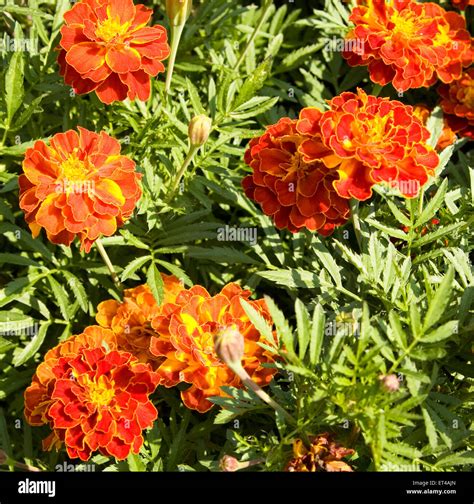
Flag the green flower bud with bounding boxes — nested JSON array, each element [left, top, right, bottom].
[[188, 115, 212, 147], [166, 0, 192, 27]]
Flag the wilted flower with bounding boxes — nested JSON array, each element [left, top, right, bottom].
[[96, 276, 184, 366], [286, 433, 355, 472], [219, 455, 241, 472], [379, 374, 400, 392], [24, 326, 159, 461], [438, 68, 474, 141], [149, 283, 278, 413], [342, 0, 472, 92], [58, 0, 170, 104], [188, 115, 212, 147], [19, 128, 142, 253], [312, 89, 439, 199], [243, 114, 350, 235]]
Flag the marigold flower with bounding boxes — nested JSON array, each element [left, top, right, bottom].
[[242, 114, 350, 235], [24, 326, 159, 461], [438, 68, 474, 140], [450, 0, 474, 9], [342, 0, 472, 92], [19, 128, 142, 253], [286, 433, 355, 472], [96, 276, 184, 367], [306, 89, 439, 200], [58, 0, 170, 104], [149, 283, 278, 413], [379, 374, 400, 392], [412, 105, 457, 151]]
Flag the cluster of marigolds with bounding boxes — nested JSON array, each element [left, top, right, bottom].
[[17, 0, 473, 469]]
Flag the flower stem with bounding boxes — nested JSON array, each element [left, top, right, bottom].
[[166, 144, 199, 203], [371, 83, 383, 97], [95, 238, 122, 290], [234, 0, 272, 71], [165, 23, 185, 94], [230, 361, 296, 425], [350, 198, 363, 251]]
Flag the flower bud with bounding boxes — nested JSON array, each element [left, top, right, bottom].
[[166, 0, 192, 27], [379, 374, 400, 392], [219, 455, 241, 472], [214, 325, 244, 367], [188, 115, 212, 147]]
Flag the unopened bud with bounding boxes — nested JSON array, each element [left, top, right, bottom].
[[188, 115, 212, 147], [214, 325, 244, 367], [219, 455, 241, 472], [379, 374, 400, 392], [166, 0, 192, 27]]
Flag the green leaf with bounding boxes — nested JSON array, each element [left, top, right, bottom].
[[264, 296, 297, 362], [295, 299, 310, 360], [240, 299, 275, 345], [309, 304, 325, 366], [5, 33, 25, 124], [234, 56, 274, 108], [186, 78, 206, 115], [426, 107, 444, 149], [420, 320, 458, 343], [61, 271, 89, 313], [366, 218, 408, 240], [435, 451, 474, 468], [422, 266, 454, 332], [230, 96, 279, 120], [13, 322, 51, 367], [48, 276, 70, 321], [414, 178, 448, 227], [121, 255, 151, 282], [147, 262, 164, 305]]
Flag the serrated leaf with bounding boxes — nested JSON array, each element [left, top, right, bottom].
[[420, 320, 458, 343], [234, 56, 274, 108], [121, 255, 151, 282], [13, 322, 51, 367], [414, 178, 448, 227], [309, 304, 325, 366], [61, 271, 89, 313], [147, 263, 164, 305], [47, 276, 70, 321], [264, 296, 297, 362], [423, 267, 454, 332], [295, 299, 310, 360]]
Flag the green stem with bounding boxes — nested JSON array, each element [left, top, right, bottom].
[[233, 0, 272, 71], [350, 198, 363, 251], [371, 83, 383, 97], [166, 144, 199, 202], [95, 238, 122, 290], [1, 128, 7, 148], [230, 361, 296, 425], [165, 23, 185, 94]]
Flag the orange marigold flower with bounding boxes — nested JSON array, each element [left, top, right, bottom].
[[286, 433, 355, 472], [342, 0, 472, 92], [58, 0, 170, 104], [96, 275, 184, 367], [242, 114, 350, 235], [24, 326, 159, 461], [438, 68, 474, 140], [19, 127, 142, 253], [451, 0, 474, 10], [412, 104, 457, 151], [149, 283, 278, 413], [305, 89, 439, 200]]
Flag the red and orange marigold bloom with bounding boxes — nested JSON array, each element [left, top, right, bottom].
[[58, 0, 170, 104], [438, 68, 474, 140], [309, 89, 439, 200], [24, 326, 159, 461], [342, 0, 472, 92], [451, 0, 474, 10], [96, 275, 184, 367], [285, 433, 355, 472], [19, 127, 142, 253], [412, 104, 457, 151], [149, 283, 278, 413], [242, 115, 350, 235]]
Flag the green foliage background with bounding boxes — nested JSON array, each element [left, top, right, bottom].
[[0, 0, 472, 472]]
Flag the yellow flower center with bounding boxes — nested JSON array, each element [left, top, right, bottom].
[[81, 374, 115, 407], [433, 24, 453, 48], [95, 9, 132, 43], [360, 112, 392, 146], [390, 11, 418, 38], [460, 82, 474, 109], [60, 153, 90, 181]]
